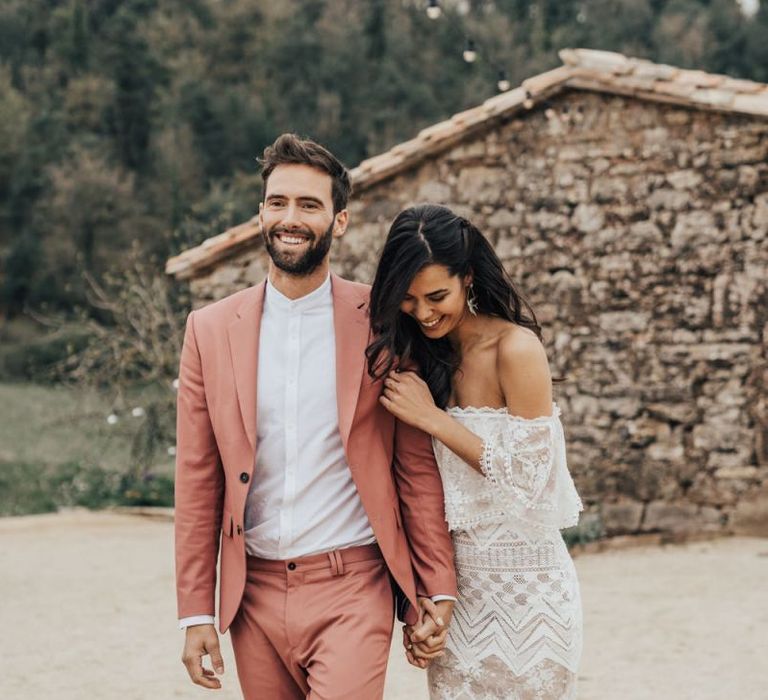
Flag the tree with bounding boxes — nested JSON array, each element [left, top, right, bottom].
[[35, 146, 139, 306]]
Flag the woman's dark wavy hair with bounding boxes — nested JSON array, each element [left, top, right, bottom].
[[366, 204, 541, 409]]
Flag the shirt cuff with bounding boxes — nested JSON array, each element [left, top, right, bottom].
[[430, 595, 457, 603], [179, 615, 216, 629]]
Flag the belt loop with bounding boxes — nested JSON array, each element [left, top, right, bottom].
[[328, 549, 344, 576], [327, 551, 338, 576]]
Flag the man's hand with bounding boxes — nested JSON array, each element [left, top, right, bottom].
[[181, 623, 225, 689], [403, 598, 454, 668]]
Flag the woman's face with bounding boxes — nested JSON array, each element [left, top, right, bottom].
[[400, 264, 470, 339]]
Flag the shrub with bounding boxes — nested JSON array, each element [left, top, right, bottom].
[[0, 459, 174, 516], [562, 512, 604, 549]]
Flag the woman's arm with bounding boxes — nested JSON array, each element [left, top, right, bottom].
[[380, 327, 553, 475]]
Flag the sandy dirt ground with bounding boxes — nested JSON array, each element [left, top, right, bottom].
[[1, 511, 766, 700]]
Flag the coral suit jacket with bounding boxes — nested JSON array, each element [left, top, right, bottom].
[[174, 273, 457, 633]]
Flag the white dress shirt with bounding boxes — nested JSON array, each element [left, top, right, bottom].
[[245, 274, 376, 557], [179, 275, 451, 629]]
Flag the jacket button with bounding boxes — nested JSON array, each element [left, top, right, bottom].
[[239, 472, 249, 483], [287, 562, 296, 571]]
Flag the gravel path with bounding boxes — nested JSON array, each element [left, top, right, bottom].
[[1, 512, 766, 699]]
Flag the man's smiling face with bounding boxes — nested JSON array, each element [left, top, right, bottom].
[[260, 164, 343, 275]]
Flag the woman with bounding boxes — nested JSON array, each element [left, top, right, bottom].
[[367, 204, 583, 700]]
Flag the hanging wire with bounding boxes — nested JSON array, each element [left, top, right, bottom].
[[421, 2, 513, 93]]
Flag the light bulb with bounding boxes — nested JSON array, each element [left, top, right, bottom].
[[426, 0, 442, 19], [497, 70, 511, 92], [463, 39, 477, 63]]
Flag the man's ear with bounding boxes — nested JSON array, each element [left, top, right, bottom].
[[333, 209, 349, 239]]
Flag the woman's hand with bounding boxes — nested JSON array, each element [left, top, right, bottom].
[[380, 370, 441, 434]]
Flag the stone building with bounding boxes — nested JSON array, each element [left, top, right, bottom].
[[166, 49, 768, 538]]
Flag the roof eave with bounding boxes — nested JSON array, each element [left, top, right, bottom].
[[165, 217, 262, 281]]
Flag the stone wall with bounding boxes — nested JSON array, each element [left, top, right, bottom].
[[190, 90, 768, 537], [189, 245, 270, 306]]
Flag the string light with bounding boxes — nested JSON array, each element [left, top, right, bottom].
[[497, 69, 511, 92], [418, 3, 513, 95], [463, 38, 477, 63], [426, 0, 442, 19]]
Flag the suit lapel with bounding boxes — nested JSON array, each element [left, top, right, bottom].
[[332, 274, 370, 454], [227, 282, 266, 454]]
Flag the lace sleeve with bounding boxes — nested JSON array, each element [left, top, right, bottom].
[[479, 407, 582, 533]]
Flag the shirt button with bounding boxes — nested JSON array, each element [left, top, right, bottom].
[[239, 472, 249, 483], [287, 562, 296, 571]]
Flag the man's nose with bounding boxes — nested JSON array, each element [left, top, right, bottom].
[[280, 203, 303, 229]]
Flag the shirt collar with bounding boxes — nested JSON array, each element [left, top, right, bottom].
[[265, 273, 332, 313]]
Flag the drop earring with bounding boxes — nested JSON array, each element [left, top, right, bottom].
[[466, 284, 478, 316]]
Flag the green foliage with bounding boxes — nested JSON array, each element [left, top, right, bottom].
[[0, 459, 174, 516], [0, 461, 59, 515], [0, 380, 177, 515], [0, 327, 89, 381], [562, 513, 604, 548]]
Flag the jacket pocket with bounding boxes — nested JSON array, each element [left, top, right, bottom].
[[221, 509, 233, 538], [393, 505, 403, 530]]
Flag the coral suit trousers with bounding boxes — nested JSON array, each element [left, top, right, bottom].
[[229, 543, 395, 700]]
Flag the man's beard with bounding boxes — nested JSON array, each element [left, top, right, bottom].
[[264, 220, 334, 275]]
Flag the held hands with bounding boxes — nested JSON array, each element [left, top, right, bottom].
[[403, 598, 454, 669], [182, 623, 225, 690], [380, 371, 440, 433]]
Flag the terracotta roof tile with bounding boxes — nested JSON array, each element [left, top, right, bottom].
[[690, 88, 736, 109], [521, 65, 572, 96], [732, 92, 768, 116], [674, 69, 725, 88], [721, 77, 765, 94], [649, 79, 697, 98], [168, 49, 768, 279], [164, 216, 261, 280], [560, 48, 633, 74], [631, 61, 680, 81], [418, 120, 463, 141], [481, 86, 528, 116], [450, 104, 488, 127]]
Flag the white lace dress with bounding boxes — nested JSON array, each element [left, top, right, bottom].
[[428, 404, 583, 700]]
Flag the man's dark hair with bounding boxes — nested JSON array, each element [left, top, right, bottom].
[[259, 133, 352, 213]]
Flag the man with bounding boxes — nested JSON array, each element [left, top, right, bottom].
[[175, 133, 458, 699]]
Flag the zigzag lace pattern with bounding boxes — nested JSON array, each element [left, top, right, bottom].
[[428, 408, 582, 699]]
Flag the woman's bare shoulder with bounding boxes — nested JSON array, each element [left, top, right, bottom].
[[494, 323, 552, 415], [495, 323, 547, 369]]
